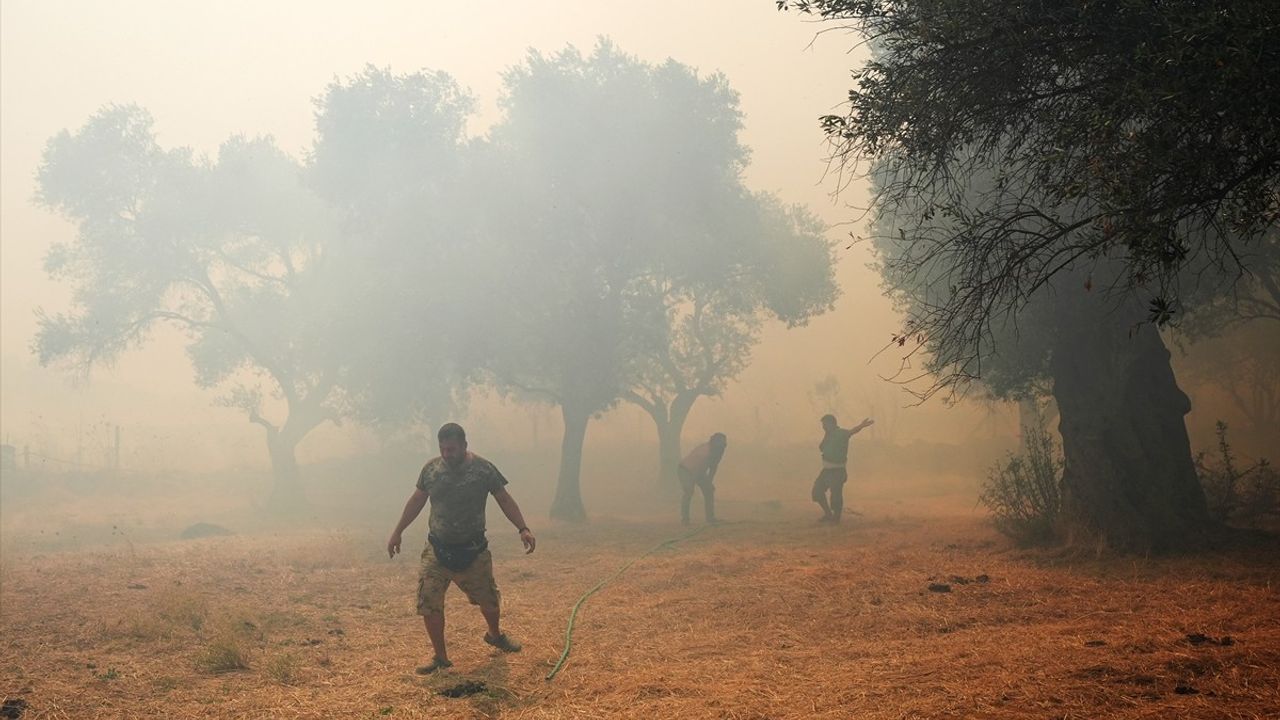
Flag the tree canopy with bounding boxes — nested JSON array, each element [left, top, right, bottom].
[[783, 0, 1280, 394], [308, 66, 479, 429], [35, 43, 840, 522], [624, 192, 838, 488], [469, 41, 839, 518], [36, 106, 347, 509], [473, 42, 775, 519]]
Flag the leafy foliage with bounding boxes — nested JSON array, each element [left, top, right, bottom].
[[447, 40, 838, 513], [625, 194, 838, 425], [1195, 421, 1280, 529], [782, 0, 1280, 397], [308, 66, 478, 428], [310, 65, 473, 216], [36, 44, 839, 519], [35, 108, 346, 431], [476, 41, 755, 413], [979, 420, 1063, 545], [34, 106, 363, 507]]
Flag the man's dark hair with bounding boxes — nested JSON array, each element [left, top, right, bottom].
[[437, 423, 467, 444], [708, 432, 728, 466], [820, 414, 837, 425]]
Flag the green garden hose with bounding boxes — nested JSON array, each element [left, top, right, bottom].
[[545, 523, 717, 681]]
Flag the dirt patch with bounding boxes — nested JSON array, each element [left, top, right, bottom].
[[1, 699, 27, 719], [437, 680, 487, 698]]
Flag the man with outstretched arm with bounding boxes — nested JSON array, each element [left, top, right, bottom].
[[812, 414, 874, 523], [387, 423, 536, 674]]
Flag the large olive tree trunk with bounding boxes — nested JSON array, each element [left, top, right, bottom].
[[1050, 293, 1210, 551], [261, 416, 326, 515], [265, 431, 304, 512], [254, 401, 328, 516]]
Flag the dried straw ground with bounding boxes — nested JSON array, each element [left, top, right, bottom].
[[2, 509, 1278, 719]]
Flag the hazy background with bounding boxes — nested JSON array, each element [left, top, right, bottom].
[[8, 0, 1249, 538]]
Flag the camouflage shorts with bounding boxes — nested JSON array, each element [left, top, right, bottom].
[[416, 543, 500, 615]]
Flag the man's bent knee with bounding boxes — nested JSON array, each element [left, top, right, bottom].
[[418, 598, 446, 616]]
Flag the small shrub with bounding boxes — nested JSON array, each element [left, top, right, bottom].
[[263, 652, 299, 685], [100, 588, 209, 642], [979, 421, 1063, 545], [155, 588, 210, 632], [97, 607, 172, 642], [196, 629, 252, 674], [1195, 421, 1280, 529]]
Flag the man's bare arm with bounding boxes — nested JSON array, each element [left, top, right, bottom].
[[387, 488, 429, 558], [706, 460, 722, 482], [849, 418, 875, 435], [493, 487, 536, 554]]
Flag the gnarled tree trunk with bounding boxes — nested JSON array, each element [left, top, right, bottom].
[[258, 406, 327, 516], [265, 431, 304, 513], [551, 403, 590, 522], [648, 391, 697, 498], [1051, 293, 1210, 552]]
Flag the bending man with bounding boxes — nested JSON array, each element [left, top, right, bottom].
[[678, 432, 727, 526]]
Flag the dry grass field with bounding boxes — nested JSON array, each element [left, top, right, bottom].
[[3, 494, 1279, 720]]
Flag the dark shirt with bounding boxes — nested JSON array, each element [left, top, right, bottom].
[[820, 428, 855, 465], [416, 453, 508, 543]]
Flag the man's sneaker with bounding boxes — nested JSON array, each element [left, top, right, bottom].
[[415, 657, 453, 674], [484, 632, 522, 653]]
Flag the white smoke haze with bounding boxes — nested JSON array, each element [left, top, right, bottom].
[[3, 0, 1268, 538], [2, 4, 1278, 719]]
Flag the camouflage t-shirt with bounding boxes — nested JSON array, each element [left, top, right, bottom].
[[416, 453, 508, 543]]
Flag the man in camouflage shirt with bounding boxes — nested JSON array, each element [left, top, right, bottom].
[[387, 423, 536, 674]]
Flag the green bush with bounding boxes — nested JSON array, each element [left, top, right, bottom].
[[979, 422, 1063, 545], [1196, 421, 1280, 529], [263, 652, 299, 685], [195, 632, 251, 674]]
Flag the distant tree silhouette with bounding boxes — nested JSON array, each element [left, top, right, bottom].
[[36, 107, 345, 510]]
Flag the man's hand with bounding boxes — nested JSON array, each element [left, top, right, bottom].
[[859, 417, 875, 429], [388, 489, 428, 559], [519, 528, 536, 554]]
